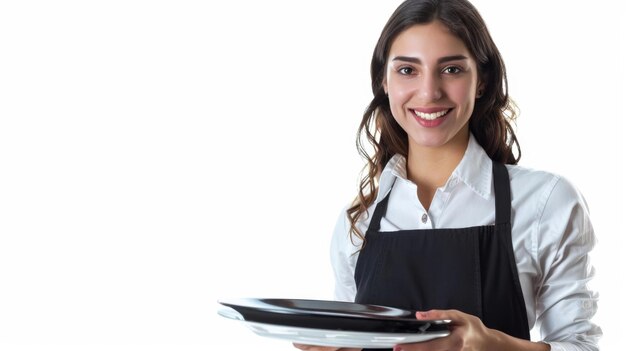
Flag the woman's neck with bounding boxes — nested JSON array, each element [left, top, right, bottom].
[[406, 132, 470, 210]]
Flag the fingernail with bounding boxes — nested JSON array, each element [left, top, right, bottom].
[[393, 346, 404, 351]]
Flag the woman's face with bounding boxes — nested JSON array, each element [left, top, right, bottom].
[[384, 21, 482, 151]]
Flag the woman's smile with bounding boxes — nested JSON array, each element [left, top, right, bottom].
[[410, 107, 453, 127]]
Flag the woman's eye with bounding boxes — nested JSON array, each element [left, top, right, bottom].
[[398, 67, 414, 75], [443, 66, 462, 74]]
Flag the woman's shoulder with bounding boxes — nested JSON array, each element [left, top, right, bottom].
[[505, 163, 592, 246], [505, 163, 560, 184], [505, 163, 587, 205]]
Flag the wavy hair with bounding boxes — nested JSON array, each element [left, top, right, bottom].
[[347, 0, 521, 245]]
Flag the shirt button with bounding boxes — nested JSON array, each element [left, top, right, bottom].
[[421, 213, 428, 223]]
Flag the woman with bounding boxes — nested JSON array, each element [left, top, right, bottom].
[[294, 0, 601, 350]]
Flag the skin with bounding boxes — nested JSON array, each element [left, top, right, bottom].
[[294, 21, 550, 351]]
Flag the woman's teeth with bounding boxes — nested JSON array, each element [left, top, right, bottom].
[[413, 109, 450, 120]]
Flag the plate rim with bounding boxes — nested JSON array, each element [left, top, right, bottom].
[[239, 320, 451, 348]]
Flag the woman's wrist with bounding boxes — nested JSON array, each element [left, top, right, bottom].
[[488, 328, 550, 351]]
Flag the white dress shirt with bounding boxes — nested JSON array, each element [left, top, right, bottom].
[[330, 134, 601, 351]]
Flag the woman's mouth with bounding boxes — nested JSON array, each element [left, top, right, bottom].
[[410, 108, 452, 127], [411, 108, 451, 120]]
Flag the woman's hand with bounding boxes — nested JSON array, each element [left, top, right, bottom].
[[393, 310, 549, 351], [292, 343, 361, 351], [393, 309, 492, 351]]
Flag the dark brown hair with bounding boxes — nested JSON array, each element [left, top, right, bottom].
[[348, 0, 521, 244]]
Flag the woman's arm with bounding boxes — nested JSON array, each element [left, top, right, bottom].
[[330, 207, 359, 301], [532, 177, 601, 350]]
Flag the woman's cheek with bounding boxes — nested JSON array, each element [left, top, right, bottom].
[[389, 83, 415, 111]]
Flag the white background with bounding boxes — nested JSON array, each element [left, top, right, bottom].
[[0, 0, 624, 350]]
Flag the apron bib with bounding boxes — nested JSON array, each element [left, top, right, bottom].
[[354, 162, 530, 350]]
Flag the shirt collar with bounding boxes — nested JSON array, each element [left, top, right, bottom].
[[448, 133, 493, 199], [376, 133, 493, 203]]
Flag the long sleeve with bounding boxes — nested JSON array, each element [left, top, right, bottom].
[[534, 177, 602, 351], [330, 207, 359, 302]]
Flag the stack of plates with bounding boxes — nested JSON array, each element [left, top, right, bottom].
[[218, 298, 450, 349]]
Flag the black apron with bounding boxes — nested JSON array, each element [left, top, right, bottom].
[[354, 162, 530, 350]]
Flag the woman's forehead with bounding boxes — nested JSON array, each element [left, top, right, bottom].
[[388, 22, 472, 61]]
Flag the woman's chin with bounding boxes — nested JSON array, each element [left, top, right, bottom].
[[409, 134, 451, 149], [407, 125, 470, 151]]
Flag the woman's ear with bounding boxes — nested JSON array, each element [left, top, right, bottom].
[[476, 82, 485, 98]]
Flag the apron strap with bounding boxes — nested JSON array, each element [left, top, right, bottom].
[[492, 162, 511, 225], [366, 188, 391, 233], [492, 162, 529, 339]]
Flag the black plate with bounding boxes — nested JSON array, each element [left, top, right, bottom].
[[218, 298, 450, 333]]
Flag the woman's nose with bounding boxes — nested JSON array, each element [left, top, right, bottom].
[[419, 74, 442, 101]]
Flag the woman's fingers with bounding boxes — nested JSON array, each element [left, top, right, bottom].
[[414, 309, 462, 322]]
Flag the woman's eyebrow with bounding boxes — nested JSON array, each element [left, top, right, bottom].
[[391, 55, 469, 64]]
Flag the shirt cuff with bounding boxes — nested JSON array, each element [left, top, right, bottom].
[[546, 341, 598, 351]]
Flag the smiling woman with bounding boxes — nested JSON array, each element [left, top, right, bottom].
[[294, 0, 601, 351], [207, 0, 622, 349]]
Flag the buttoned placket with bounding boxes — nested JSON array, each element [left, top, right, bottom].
[[404, 179, 434, 229], [421, 177, 457, 229]]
